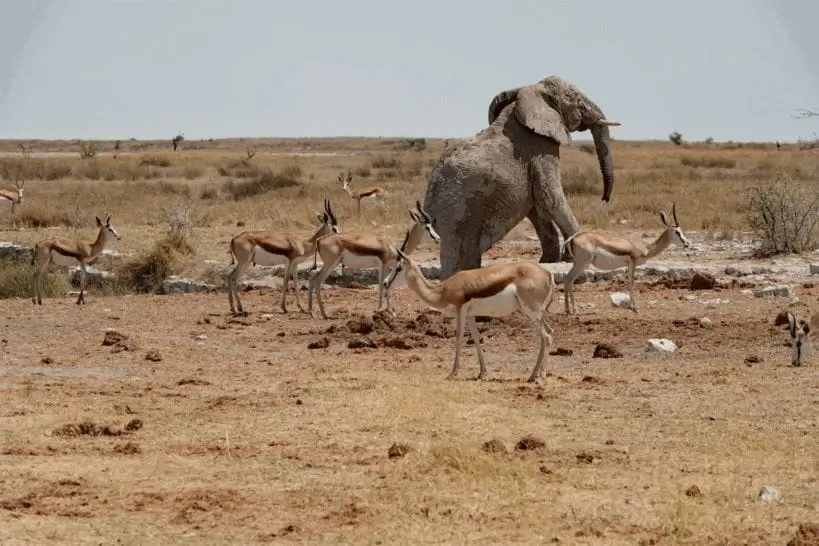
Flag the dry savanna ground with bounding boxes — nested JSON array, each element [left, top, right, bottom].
[[0, 137, 817, 545]]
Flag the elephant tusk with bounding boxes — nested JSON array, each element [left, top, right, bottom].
[[598, 119, 622, 127]]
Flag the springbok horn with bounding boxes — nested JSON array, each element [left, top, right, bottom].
[[672, 202, 679, 226]]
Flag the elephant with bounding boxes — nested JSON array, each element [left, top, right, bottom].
[[423, 75, 620, 280]]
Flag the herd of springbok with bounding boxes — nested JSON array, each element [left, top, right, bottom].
[[2, 168, 814, 377]]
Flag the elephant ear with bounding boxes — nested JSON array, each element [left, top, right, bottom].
[[488, 87, 521, 125], [512, 85, 571, 145]]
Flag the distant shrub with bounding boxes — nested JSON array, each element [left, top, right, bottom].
[[79, 141, 98, 159], [745, 172, 819, 257], [669, 132, 683, 146]]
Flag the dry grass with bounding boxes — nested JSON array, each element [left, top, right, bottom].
[[0, 284, 816, 544], [1, 138, 815, 253]]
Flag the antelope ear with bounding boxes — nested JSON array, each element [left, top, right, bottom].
[[96, 216, 103, 227], [409, 209, 420, 223], [660, 212, 669, 227], [513, 85, 571, 145], [488, 87, 521, 125], [105, 215, 111, 225]]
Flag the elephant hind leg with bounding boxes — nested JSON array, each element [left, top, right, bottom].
[[526, 208, 563, 263]]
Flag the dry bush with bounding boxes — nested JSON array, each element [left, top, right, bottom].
[[221, 165, 302, 200], [0, 261, 69, 299], [745, 172, 819, 257], [117, 199, 198, 293]]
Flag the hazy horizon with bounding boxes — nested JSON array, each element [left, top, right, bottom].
[[1, 0, 818, 143]]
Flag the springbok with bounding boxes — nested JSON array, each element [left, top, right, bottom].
[[339, 172, 387, 221], [307, 201, 439, 319], [384, 250, 556, 382], [562, 203, 691, 315], [226, 198, 339, 315], [0, 178, 24, 228], [779, 310, 816, 367], [31, 215, 122, 305]]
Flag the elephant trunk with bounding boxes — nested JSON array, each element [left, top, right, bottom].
[[590, 124, 614, 202]]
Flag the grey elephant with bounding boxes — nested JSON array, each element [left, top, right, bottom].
[[423, 75, 620, 279]]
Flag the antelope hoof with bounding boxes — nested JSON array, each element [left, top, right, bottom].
[[446, 372, 459, 381]]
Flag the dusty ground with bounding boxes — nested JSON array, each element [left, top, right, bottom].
[[1, 276, 817, 545]]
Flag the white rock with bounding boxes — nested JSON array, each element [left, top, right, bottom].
[[758, 485, 781, 502], [740, 289, 754, 297], [610, 292, 633, 308], [647, 338, 678, 353], [810, 264, 819, 275], [194, 334, 207, 341], [753, 285, 795, 298], [698, 317, 713, 328]]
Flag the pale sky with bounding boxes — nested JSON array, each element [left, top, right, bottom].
[[1, 0, 818, 142]]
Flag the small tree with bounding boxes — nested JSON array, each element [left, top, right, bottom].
[[172, 133, 185, 152], [669, 132, 683, 146]]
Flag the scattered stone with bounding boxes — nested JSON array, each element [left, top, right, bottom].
[[744, 355, 763, 364], [758, 485, 781, 502], [102, 328, 128, 346], [145, 350, 163, 362], [685, 485, 703, 498], [787, 523, 819, 546], [698, 317, 713, 328], [610, 292, 633, 309], [387, 442, 410, 459], [124, 418, 143, 432], [307, 337, 330, 349], [113, 441, 141, 455], [194, 334, 207, 341], [549, 347, 573, 356], [347, 317, 374, 335], [379, 335, 427, 350], [348, 336, 377, 349], [40, 356, 54, 365], [647, 338, 678, 353], [162, 276, 213, 294], [593, 343, 623, 359], [810, 264, 819, 275], [177, 378, 211, 386], [481, 438, 507, 454], [754, 285, 795, 299], [690, 272, 716, 290], [576, 452, 595, 464], [515, 435, 546, 451]]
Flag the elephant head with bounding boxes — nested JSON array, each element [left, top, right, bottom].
[[487, 76, 620, 202]]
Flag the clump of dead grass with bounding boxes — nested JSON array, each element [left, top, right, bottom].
[[221, 165, 303, 200], [0, 261, 70, 299]]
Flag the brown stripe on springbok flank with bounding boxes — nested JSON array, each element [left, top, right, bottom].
[[462, 274, 515, 303], [341, 240, 390, 259], [51, 245, 84, 260], [357, 188, 382, 198], [255, 240, 293, 258]]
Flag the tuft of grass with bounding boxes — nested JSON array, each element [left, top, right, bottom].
[[140, 155, 173, 168], [118, 234, 195, 294], [680, 156, 737, 169], [0, 261, 70, 299]]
